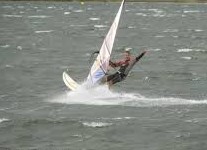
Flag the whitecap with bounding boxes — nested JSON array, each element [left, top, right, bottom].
[[2, 14, 22, 18], [73, 10, 83, 13], [177, 48, 206, 53], [17, 46, 22, 50], [128, 26, 136, 29], [183, 10, 200, 13], [185, 118, 207, 123], [71, 134, 83, 138], [194, 29, 203, 32], [153, 14, 166, 17], [97, 117, 135, 120], [82, 121, 113, 128], [148, 8, 159, 12], [47, 6, 55, 9], [64, 12, 70, 15], [124, 117, 135, 119], [0, 45, 10, 48], [5, 64, 14, 68], [28, 15, 51, 18], [155, 35, 165, 38], [177, 48, 193, 52], [181, 57, 192, 60], [94, 25, 107, 28], [135, 13, 147, 17], [163, 29, 178, 33], [145, 76, 149, 81], [89, 17, 100, 21], [35, 30, 53, 33], [0, 118, 9, 123], [149, 48, 161, 52]]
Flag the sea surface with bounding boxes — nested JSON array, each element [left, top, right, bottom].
[[0, 1, 207, 150]]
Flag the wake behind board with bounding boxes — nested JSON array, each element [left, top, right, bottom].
[[62, 71, 79, 91]]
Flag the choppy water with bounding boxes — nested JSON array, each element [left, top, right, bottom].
[[0, 1, 207, 149]]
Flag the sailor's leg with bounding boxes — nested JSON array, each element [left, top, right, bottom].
[[106, 73, 117, 82], [100, 73, 116, 88], [110, 73, 122, 85]]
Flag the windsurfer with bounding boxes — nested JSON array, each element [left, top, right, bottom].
[[103, 48, 146, 87]]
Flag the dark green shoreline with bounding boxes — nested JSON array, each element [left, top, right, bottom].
[[0, 0, 207, 3]]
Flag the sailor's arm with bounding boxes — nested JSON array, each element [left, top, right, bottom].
[[110, 60, 128, 67], [109, 60, 117, 67]]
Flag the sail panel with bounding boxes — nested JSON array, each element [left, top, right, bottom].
[[86, 0, 125, 85]]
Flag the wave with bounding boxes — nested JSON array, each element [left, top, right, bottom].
[[47, 6, 55, 9], [154, 35, 165, 38], [181, 56, 192, 60], [70, 24, 88, 27], [149, 48, 162, 52], [187, 29, 204, 32], [35, 30, 53, 33], [2, 14, 22, 18], [163, 29, 178, 33], [94, 25, 108, 28], [49, 85, 207, 107], [89, 17, 100, 21], [177, 48, 206, 53], [28, 15, 51, 19], [4, 64, 14, 68], [97, 117, 135, 120], [128, 26, 136, 29], [135, 13, 147, 17], [183, 10, 201, 13], [82, 121, 113, 128], [0, 44, 10, 48], [0, 118, 9, 123], [64, 12, 70, 15], [17, 6, 24, 9], [2, 6, 13, 9], [73, 10, 83, 13]]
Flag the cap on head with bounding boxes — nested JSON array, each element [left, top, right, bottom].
[[124, 47, 131, 53]]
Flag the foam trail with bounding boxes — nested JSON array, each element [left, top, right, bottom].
[[49, 85, 207, 107], [50, 85, 136, 105], [125, 97, 207, 107]]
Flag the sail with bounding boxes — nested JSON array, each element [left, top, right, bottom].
[[86, 0, 125, 85]]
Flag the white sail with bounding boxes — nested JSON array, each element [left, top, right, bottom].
[[86, 0, 125, 85]]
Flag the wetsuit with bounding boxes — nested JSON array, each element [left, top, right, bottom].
[[106, 56, 131, 85], [106, 51, 146, 85]]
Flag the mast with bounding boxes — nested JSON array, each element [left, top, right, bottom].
[[86, 0, 125, 85]]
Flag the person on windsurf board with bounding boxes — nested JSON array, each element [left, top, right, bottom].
[[101, 48, 147, 87]]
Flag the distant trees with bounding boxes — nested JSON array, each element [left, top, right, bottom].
[[0, 0, 206, 2]]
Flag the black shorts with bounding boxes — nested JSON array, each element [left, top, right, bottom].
[[106, 72, 126, 85]]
